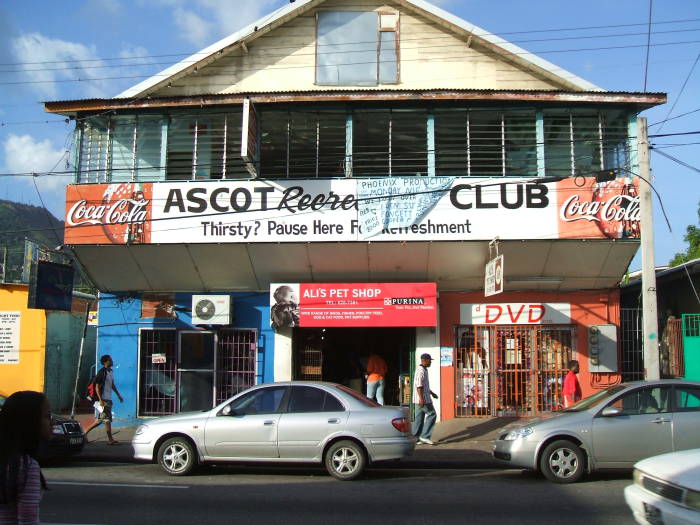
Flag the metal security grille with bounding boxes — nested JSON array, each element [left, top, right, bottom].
[[621, 308, 644, 381], [215, 329, 257, 404], [139, 329, 177, 416], [664, 318, 684, 378], [455, 325, 574, 417]]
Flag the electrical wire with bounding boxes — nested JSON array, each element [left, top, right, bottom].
[[649, 107, 700, 127], [4, 27, 700, 75], [3, 39, 700, 88], [652, 148, 700, 174], [643, 0, 654, 91], [3, 17, 700, 68], [654, 51, 700, 134]]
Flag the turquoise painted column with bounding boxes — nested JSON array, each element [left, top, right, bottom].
[[345, 111, 353, 177], [427, 112, 436, 177], [536, 110, 545, 178]]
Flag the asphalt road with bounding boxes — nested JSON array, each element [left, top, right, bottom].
[[39, 462, 637, 525]]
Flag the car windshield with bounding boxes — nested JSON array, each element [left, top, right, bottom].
[[562, 385, 628, 412], [335, 385, 380, 407]]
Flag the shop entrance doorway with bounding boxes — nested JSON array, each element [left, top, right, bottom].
[[293, 327, 415, 406], [455, 325, 575, 417]]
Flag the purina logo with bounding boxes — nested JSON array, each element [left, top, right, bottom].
[[384, 297, 426, 306]]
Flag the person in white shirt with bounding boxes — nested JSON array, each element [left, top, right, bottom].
[[413, 353, 439, 445]]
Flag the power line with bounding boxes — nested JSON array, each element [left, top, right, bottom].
[[3, 17, 700, 68], [3, 39, 700, 87], [648, 131, 700, 138], [643, 0, 653, 91], [649, 107, 700, 127], [654, 51, 700, 134], [652, 148, 700, 174], [4, 27, 700, 75]]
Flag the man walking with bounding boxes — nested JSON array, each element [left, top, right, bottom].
[[562, 359, 582, 408], [365, 352, 388, 405], [84, 354, 123, 444], [413, 353, 438, 446]]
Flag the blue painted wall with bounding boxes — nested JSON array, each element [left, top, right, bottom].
[[96, 292, 273, 426]]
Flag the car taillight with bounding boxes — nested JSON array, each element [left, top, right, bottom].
[[392, 417, 410, 433]]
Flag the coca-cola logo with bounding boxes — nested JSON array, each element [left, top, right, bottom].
[[559, 193, 640, 224], [67, 198, 149, 227]]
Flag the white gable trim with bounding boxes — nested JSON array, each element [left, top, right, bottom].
[[116, 0, 601, 99]]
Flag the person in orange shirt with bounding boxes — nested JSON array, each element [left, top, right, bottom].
[[365, 353, 388, 405]]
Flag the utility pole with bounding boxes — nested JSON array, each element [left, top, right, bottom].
[[638, 117, 660, 380]]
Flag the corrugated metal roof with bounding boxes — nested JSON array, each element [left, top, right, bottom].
[[114, 0, 603, 99], [44, 89, 666, 105]]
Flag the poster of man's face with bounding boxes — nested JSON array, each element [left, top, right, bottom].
[[270, 284, 300, 330]]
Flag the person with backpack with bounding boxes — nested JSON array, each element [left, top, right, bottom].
[[0, 391, 51, 525], [84, 354, 123, 444]]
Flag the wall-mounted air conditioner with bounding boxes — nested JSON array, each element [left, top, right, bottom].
[[191, 295, 232, 325]]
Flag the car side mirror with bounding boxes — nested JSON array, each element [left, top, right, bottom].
[[220, 405, 232, 416], [601, 406, 624, 417]]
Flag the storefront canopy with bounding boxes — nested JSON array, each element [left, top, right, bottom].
[[72, 239, 637, 292]]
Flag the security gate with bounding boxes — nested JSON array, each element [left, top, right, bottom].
[[138, 328, 257, 416], [455, 325, 574, 417]]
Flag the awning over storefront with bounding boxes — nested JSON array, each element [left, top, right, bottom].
[[72, 239, 638, 292]]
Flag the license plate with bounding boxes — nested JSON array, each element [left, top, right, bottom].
[[643, 503, 663, 525], [69, 437, 84, 446]]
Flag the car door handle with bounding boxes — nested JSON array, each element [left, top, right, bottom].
[[651, 417, 670, 424], [263, 420, 275, 426], [327, 418, 340, 424]]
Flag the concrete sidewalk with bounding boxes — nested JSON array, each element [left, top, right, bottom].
[[70, 415, 515, 468]]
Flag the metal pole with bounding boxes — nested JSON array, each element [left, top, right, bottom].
[[638, 117, 660, 380], [70, 302, 91, 418]]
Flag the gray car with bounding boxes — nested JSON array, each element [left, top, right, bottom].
[[132, 381, 415, 480], [492, 380, 700, 483]]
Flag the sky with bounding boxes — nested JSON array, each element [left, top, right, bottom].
[[0, 0, 698, 270]]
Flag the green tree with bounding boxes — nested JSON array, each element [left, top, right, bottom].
[[669, 200, 700, 267]]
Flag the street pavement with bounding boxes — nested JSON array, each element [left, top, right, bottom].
[[39, 416, 637, 525]]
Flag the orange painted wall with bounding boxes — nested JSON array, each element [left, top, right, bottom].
[[0, 285, 47, 397], [439, 289, 621, 420]]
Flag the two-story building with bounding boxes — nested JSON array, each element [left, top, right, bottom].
[[45, 0, 665, 426]]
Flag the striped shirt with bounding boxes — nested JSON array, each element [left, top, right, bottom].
[[0, 456, 42, 525], [413, 365, 432, 404]]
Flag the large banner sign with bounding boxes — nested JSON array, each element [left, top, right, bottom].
[[270, 283, 437, 328], [460, 303, 572, 325], [64, 177, 640, 245]]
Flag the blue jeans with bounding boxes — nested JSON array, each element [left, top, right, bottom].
[[366, 379, 385, 405], [412, 403, 436, 439]]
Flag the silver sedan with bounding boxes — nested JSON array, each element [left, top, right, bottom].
[[493, 380, 700, 483], [133, 381, 415, 480]]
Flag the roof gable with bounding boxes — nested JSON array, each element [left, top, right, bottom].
[[116, 0, 601, 99]]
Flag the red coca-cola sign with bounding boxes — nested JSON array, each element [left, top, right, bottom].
[[65, 183, 152, 244], [557, 177, 640, 239]]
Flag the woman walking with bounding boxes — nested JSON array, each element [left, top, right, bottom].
[[0, 391, 51, 525]]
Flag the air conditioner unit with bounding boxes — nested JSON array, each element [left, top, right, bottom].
[[191, 295, 232, 325]]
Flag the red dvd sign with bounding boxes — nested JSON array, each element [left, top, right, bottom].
[[270, 283, 437, 328]]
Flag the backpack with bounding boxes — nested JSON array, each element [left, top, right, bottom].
[[85, 368, 106, 402]]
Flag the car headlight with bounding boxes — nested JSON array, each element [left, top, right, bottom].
[[52, 424, 65, 435], [685, 489, 700, 511], [503, 427, 534, 441], [134, 424, 149, 436], [633, 469, 643, 486]]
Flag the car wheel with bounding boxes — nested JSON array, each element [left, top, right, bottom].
[[325, 440, 366, 481], [540, 440, 585, 484], [157, 437, 197, 476]]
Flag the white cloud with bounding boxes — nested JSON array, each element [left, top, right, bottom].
[[173, 7, 213, 48], [158, 0, 284, 47], [3, 134, 70, 192], [11, 32, 107, 99]]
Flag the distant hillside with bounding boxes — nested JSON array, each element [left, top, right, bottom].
[[0, 200, 64, 282]]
